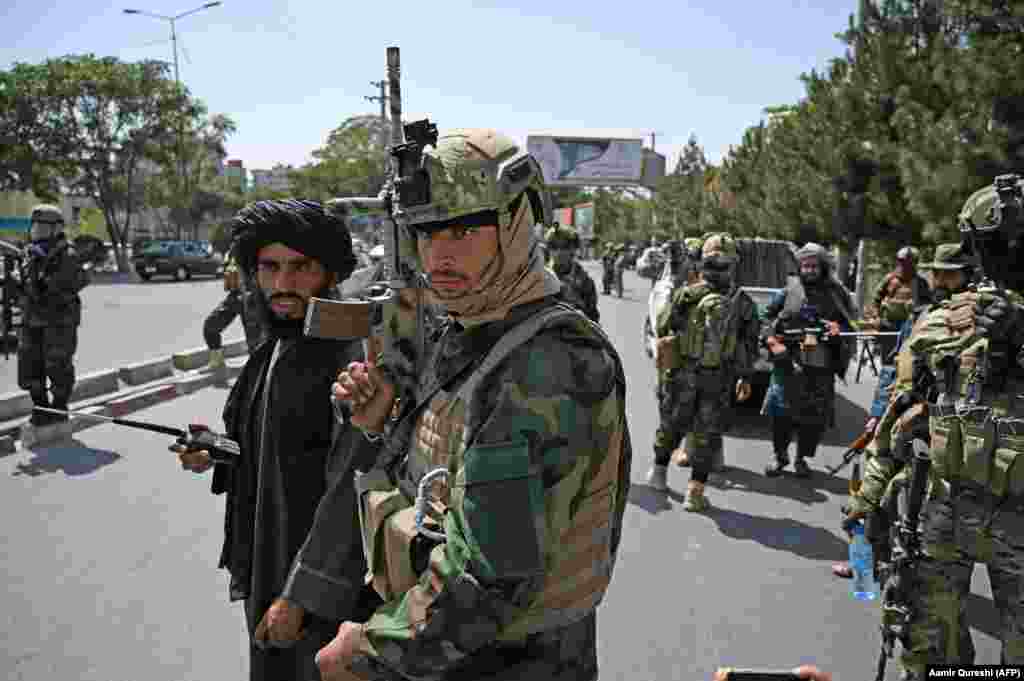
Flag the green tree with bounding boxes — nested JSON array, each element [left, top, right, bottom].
[[5, 56, 190, 270], [146, 111, 238, 240], [289, 115, 389, 201]]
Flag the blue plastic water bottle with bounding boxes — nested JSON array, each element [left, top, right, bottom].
[[849, 522, 878, 601]]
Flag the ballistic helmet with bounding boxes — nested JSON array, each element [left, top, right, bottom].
[[399, 128, 550, 230]]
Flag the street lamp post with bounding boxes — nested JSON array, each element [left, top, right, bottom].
[[123, 2, 222, 240]]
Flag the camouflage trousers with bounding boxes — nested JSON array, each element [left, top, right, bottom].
[[898, 490, 1024, 678], [653, 367, 731, 481], [17, 323, 78, 404]]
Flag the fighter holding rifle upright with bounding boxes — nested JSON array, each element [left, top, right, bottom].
[[845, 176, 1024, 679], [314, 46, 632, 681]]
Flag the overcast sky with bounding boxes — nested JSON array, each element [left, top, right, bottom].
[[3, 0, 860, 174]]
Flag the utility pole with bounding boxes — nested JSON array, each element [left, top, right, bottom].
[[366, 80, 388, 151], [124, 2, 222, 242]]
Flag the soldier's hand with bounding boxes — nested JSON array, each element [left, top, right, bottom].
[[316, 621, 367, 680], [765, 335, 787, 356], [254, 598, 305, 648], [735, 379, 752, 403], [864, 416, 879, 436], [333, 361, 396, 434], [169, 442, 213, 473], [975, 295, 1021, 341]]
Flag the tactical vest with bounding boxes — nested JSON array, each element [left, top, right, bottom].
[[553, 263, 588, 311], [678, 288, 736, 369], [357, 304, 624, 640], [914, 291, 1024, 500]]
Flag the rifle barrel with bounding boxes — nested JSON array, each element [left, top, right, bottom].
[[32, 406, 186, 438]]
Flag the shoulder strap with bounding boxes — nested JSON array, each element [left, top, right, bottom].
[[454, 303, 583, 405]]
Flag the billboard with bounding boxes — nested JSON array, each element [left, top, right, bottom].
[[527, 135, 644, 187], [573, 203, 595, 240]]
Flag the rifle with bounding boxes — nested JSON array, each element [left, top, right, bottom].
[[306, 47, 433, 398], [826, 429, 873, 476], [32, 406, 240, 465], [874, 439, 931, 681]]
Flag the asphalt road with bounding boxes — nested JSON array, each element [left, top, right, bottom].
[[0, 275, 237, 394], [0, 267, 1004, 681]]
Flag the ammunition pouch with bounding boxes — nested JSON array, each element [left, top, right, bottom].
[[356, 469, 422, 602], [958, 411, 1024, 500]]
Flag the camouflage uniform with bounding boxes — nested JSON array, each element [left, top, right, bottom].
[[613, 246, 628, 297], [762, 243, 856, 477], [16, 205, 90, 425], [849, 243, 978, 672], [346, 129, 632, 681], [600, 244, 617, 295], [871, 246, 932, 362], [853, 180, 1024, 677], [546, 224, 600, 324], [646, 234, 761, 510], [202, 252, 267, 353]]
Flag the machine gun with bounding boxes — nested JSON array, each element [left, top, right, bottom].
[[767, 321, 895, 374], [826, 429, 873, 477], [0, 240, 25, 360], [874, 439, 931, 681]]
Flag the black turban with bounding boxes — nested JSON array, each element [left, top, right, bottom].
[[230, 199, 358, 280]]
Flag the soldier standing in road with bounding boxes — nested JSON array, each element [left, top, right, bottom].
[[845, 180, 1024, 679], [17, 204, 90, 427], [546, 223, 600, 323], [868, 246, 932, 363], [762, 243, 856, 478], [175, 199, 380, 681], [646, 234, 760, 510], [613, 243, 630, 297], [316, 127, 631, 681], [201, 247, 267, 373], [842, 242, 977, 661], [601, 242, 618, 294]]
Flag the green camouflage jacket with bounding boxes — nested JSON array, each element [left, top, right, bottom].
[[356, 299, 631, 681]]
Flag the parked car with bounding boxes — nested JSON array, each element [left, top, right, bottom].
[[643, 238, 798, 393], [132, 240, 224, 282]]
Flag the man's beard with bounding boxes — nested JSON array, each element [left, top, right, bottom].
[[257, 289, 327, 338], [799, 270, 822, 286]]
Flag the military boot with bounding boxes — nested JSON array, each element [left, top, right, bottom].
[[645, 464, 668, 492], [683, 480, 710, 512], [207, 348, 226, 371], [764, 452, 790, 477], [29, 393, 51, 426], [50, 396, 70, 422], [793, 456, 811, 478]]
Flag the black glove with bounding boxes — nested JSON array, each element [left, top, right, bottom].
[[974, 296, 1022, 341]]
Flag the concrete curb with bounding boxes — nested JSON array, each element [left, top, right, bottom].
[[119, 357, 175, 386], [172, 346, 211, 372], [0, 391, 32, 422], [1, 336, 248, 422], [12, 359, 246, 448], [71, 369, 121, 402]]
